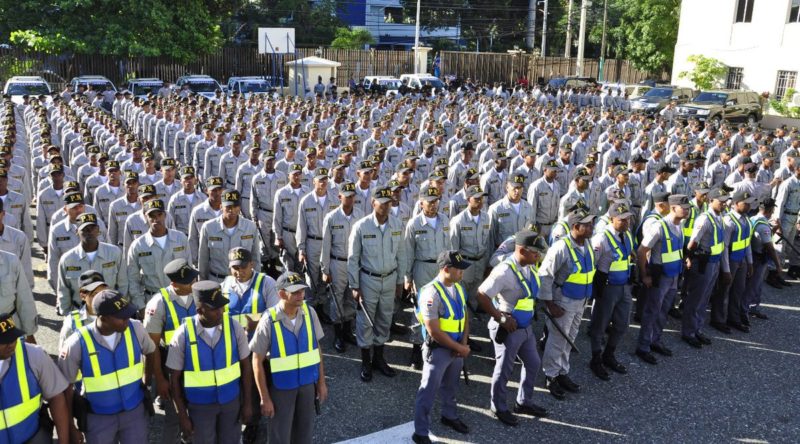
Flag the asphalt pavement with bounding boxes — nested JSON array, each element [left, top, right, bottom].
[[29, 221, 800, 443]]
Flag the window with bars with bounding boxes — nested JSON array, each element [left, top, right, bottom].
[[775, 70, 797, 100], [726, 67, 744, 89], [735, 0, 755, 22], [790, 0, 800, 23]]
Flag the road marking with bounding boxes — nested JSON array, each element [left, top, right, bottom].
[[335, 421, 452, 443], [760, 303, 800, 312]]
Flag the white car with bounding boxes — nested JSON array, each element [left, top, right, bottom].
[[362, 76, 402, 96], [226, 76, 275, 98], [398, 73, 445, 90], [3, 76, 52, 104], [175, 75, 222, 100]]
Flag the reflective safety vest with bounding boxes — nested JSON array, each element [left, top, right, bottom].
[[416, 281, 467, 342], [77, 323, 144, 415], [268, 303, 321, 390], [160, 288, 196, 345], [750, 217, 770, 254], [224, 273, 267, 326], [505, 260, 539, 328], [182, 316, 241, 405], [654, 217, 684, 277], [604, 230, 634, 285], [727, 211, 753, 262], [561, 237, 595, 299], [683, 204, 699, 243], [0, 340, 42, 444], [68, 310, 92, 384], [550, 220, 570, 245], [705, 212, 725, 262]]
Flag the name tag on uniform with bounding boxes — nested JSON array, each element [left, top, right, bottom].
[[462, 227, 473, 231], [117, 212, 128, 216], [99, 199, 109, 203], [443, 227, 449, 231], [131, 230, 142, 235], [363, 234, 376, 239], [256, 181, 265, 185], [42, 201, 54, 205], [415, 230, 427, 235], [138, 252, 152, 257], [175, 205, 186, 209], [281, 198, 291, 202], [498, 213, 510, 217], [198, 219, 209, 224], [331, 225, 343, 230], [10, 204, 22, 209], [103, 262, 116, 268], [174, 246, 185, 252], [66, 266, 81, 271], [56, 236, 71, 241], [483, 224, 491, 229], [305, 208, 317, 212], [209, 236, 222, 241], [241, 235, 254, 240], [391, 231, 402, 236]]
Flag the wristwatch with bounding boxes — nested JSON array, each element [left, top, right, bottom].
[[499, 314, 507, 324]]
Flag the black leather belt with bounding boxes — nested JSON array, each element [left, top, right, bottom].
[[361, 268, 397, 278], [331, 254, 348, 262], [787, 210, 799, 216], [259, 206, 273, 212], [463, 255, 483, 261], [419, 259, 437, 264], [282, 226, 296, 233], [307, 235, 323, 241], [210, 271, 227, 279]]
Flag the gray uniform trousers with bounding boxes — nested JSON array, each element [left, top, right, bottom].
[[711, 260, 747, 325], [268, 383, 315, 444], [488, 320, 541, 412], [85, 402, 148, 444], [779, 217, 800, 266], [356, 272, 396, 347], [588, 284, 632, 354], [743, 257, 768, 312], [408, 262, 439, 345], [279, 227, 300, 273], [187, 396, 242, 444], [304, 238, 325, 305], [682, 261, 720, 337], [414, 345, 463, 436], [542, 296, 585, 378], [328, 258, 355, 323], [637, 274, 678, 352]]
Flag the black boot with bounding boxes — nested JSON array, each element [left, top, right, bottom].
[[360, 348, 373, 382], [602, 347, 628, 374], [409, 344, 423, 370], [333, 324, 346, 353], [343, 320, 358, 345], [765, 270, 783, 289], [589, 352, 610, 381], [372, 345, 397, 377]]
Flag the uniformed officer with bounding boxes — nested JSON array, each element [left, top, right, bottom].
[[35, 164, 67, 249], [449, 185, 492, 312], [527, 160, 561, 238], [59, 271, 106, 350], [489, 174, 532, 249], [188, 176, 223, 264], [166, 166, 206, 236], [122, 184, 177, 254], [412, 251, 472, 444], [199, 190, 260, 282], [477, 230, 549, 426], [538, 208, 595, 399], [57, 213, 126, 316], [154, 158, 180, 203], [142, 259, 198, 444], [588, 202, 635, 380], [0, 198, 33, 285], [166, 280, 253, 444], [221, 247, 278, 336], [347, 187, 408, 382], [320, 182, 364, 352], [91, 160, 124, 226], [107, 171, 141, 248], [297, 167, 340, 316], [125, 199, 191, 309], [58, 290, 156, 443], [773, 166, 800, 277], [0, 248, 37, 342], [682, 188, 729, 348], [273, 163, 308, 273], [250, 272, 328, 444], [712, 190, 756, 333], [636, 193, 689, 364], [0, 313, 71, 444], [250, 150, 288, 276], [744, 198, 779, 320], [0, 168, 32, 240]]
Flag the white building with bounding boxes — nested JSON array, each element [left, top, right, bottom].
[[672, 0, 800, 99]]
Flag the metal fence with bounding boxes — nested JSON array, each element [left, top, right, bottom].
[[0, 46, 667, 91]]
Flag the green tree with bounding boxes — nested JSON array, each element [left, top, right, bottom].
[[678, 55, 727, 90], [330, 27, 375, 50], [609, 0, 680, 73]]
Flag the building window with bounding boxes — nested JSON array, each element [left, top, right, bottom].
[[726, 67, 744, 89], [384, 7, 403, 23], [775, 70, 797, 100], [790, 0, 800, 23], [735, 0, 754, 22]]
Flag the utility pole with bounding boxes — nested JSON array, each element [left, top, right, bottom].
[[564, 0, 573, 58], [599, 0, 608, 81], [541, 0, 548, 56], [526, 0, 537, 49], [414, 0, 421, 73], [576, 0, 589, 76]]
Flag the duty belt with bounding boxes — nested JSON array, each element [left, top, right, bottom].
[[306, 235, 323, 241], [282, 226, 296, 233], [463, 255, 483, 261], [361, 268, 397, 278], [786, 210, 799, 216], [210, 271, 227, 279], [418, 259, 437, 264], [259, 205, 273, 212], [331, 254, 348, 261]]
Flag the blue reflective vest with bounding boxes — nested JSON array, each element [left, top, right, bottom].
[[0, 340, 42, 444], [505, 260, 539, 328], [416, 281, 467, 342], [727, 211, 752, 263], [77, 322, 144, 415], [604, 230, 634, 285], [182, 316, 241, 405], [705, 212, 725, 263], [561, 237, 595, 299], [160, 288, 196, 345], [225, 273, 268, 329], [268, 303, 321, 390], [654, 217, 684, 277]]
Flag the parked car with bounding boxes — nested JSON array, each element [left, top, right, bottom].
[[126, 78, 164, 98], [398, 73, 445, 90], [676, 89, 763, 126], [70, 75, 117, 93], [600, 82, 651, 99], [547, 76, 597, 90], [3, 76, 51, 104], [362, 76, 402, 96], [226, 76, 276, 97], [175, 74, 223, 100], [630, 86, 696, 114]]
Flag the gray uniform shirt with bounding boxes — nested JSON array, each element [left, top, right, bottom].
[[404, 211, 451, 279], [528, 177, 560, 225], [296, 190, 341, 254], [488, 197, 532, 249], [107, 196, 141, 247], [0, 343, 69, 399], [449, 209, 492, 263], [166, 316, 250, 370], [689, 210, 730, 273], [188, 201, 222, 264], [36, 186, 64, 247], [0, 225, 32, 285], [167, 190, 207, 235], [0, 251, 37, 335], [250, 170, 288, 231], [199, 216, 261, 279], [92, 183, 125, 225], [320, 206, 365, 275], [477, 255, 536, 312], [538, 234, 593, 301], [57, 242, 126, 314], [126, 230, 191, 305], [347, 213, 408, 289]]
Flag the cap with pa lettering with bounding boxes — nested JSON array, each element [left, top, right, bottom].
[[277, 272, 309, 293], [419, 186, 441, 201], [229, 247, 253, 267], [164, 259, 199, 285], [144, 199, 165, 215], [437, 250, 471, 270], [192, 280, 228, 309], [373, 187, 393, 204], [77, 213, 99, 231], [222, 190, 241, 207], [92, 290, 137, 319], [79, 270, 106, 292], [64, 192, 84, 209], [339, 181, 357, 197], [0, 314, 24, 344]]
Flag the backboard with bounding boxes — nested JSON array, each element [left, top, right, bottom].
[[258, 28, 296, 54]]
